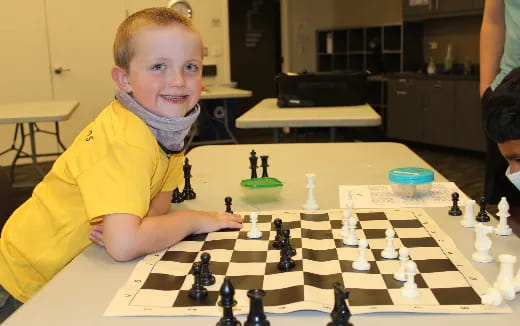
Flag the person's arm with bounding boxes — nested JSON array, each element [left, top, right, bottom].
[[480, 0, 505, 97], [101, 210, 243, 261]]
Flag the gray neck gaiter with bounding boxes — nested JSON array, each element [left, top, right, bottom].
[[116, 90, 200, 152]]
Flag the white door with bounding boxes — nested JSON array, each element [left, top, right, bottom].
[[45, 0, 126, 145]]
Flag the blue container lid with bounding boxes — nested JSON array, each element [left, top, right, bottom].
[[389, 167, 434, 185]]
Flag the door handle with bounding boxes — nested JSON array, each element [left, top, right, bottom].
[[53, 66, 71, 74]]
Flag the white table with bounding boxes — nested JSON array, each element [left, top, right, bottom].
[[0, 100, 79, 186], [4, 143, 519, 325], [186, 86, 252, 149], [235, 98, 382, 142]]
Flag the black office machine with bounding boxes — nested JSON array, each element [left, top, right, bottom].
[[276, 72, 367, 107]]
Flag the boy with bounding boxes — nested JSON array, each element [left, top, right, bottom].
[[485, 66, 520, 191], [0, 7, 243, 322]]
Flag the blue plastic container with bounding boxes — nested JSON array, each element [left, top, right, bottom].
[[389, 167, 434, 197]]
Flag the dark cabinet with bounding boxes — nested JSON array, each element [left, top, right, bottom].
[[403, 0, 483, 20], [387, 77, 485, 152]]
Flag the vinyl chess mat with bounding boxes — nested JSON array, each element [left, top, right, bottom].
[[105, 208, 511, 316]]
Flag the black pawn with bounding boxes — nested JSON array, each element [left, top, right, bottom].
[[282, 229, 296, 257], [244, 289, 270, 326], [272, 218, 282, 249], [327, 282, 353, 326], [448, 192, 462, 216], [182, 158, 196, 200], [200, 252, 216, 286], [217, 278, 241, 326], [249, 150, 258, 179], [260, 155, 269, 178], [189, 262, 208, 300], [277, 230, 296, 271], [476, 197, 490, 222], [171, 187, 184, 203], [225, 196, 233, 214]]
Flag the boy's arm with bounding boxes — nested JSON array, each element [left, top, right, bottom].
[[145, 191, 173, 217], [480, 0, 505, 97], [101, 210, 243, 261]]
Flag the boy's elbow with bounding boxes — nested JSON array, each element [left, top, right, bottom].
[[105, 240, 141, 262]]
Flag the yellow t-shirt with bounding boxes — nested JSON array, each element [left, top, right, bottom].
[[0, 100, 184, 303]]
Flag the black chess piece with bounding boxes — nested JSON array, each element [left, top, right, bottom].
[[272, 218, 282, 249], [448, 192, 462, 216], [327, 282, 353, 326], [249, 150, 258, 179], [225, 196, 233, 213], [200, 252, 216, 286], [282, 229, 296, 257], [476, 196, 490, 222], [189, 262, 208, 300], [260, 155, 269, 178], [216, 277, 241, 326], [244, 289, 270, 326], [277, 230, 296, 272], [182, 158, 196, 200], [171, 187, 184, 203]]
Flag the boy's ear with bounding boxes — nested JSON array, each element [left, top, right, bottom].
[[111, 66, 132, 92]]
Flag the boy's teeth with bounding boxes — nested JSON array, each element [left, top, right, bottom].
[[163, 95, 183, 100]]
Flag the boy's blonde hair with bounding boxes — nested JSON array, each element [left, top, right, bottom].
[[113, 7, 194, 70]]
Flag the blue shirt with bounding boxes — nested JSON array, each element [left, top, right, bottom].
[[491, 0, 520, 89]]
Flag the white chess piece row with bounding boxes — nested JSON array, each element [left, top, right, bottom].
[[481, 254, 520, 306], [461, 197, 512, 236]]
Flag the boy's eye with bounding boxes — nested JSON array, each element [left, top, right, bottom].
[[152, 63, 166, 71], [185, 63, 199, 72]]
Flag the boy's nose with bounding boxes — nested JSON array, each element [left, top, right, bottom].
[[169, 73, 185, 87]]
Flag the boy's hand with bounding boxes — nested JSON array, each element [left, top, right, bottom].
[[89, 223, 105, 247], [191, 211, 243, 234]]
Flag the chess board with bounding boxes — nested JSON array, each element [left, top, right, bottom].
[[105, 208, 511, 316]]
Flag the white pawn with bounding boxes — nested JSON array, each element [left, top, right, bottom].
[[461, 199, 476, 228], [303, 173, 319, 210], [494, 254, 517, 301], [394, 247, 409, 281], [495, 197, 512, 236], [515, 268, 520, 293], [401, 260, 419, 299], [472, 223, 494, 263], [340, 209, 351, 237], [352, 239, 370, 271], [481, 287, 504, 306], [343, 216, 359, 246], [381, 228, 398, 259], [247, 212, 262, 239]]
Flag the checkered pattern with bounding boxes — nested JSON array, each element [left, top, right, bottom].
[[122, 208, 488, 315]]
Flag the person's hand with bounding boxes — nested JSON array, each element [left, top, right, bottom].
[[89, 223, 105, 247], [191, 211, 243, 234]]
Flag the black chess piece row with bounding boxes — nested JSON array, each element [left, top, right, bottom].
[[249, 149, 269, 179], [272, 218, 297, 272], [172, 158, 196, 203], [448, 192, 490, 222], [217, 279, 354, 326]]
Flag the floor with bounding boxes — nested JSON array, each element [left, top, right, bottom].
[[0, 127, 489, 229]]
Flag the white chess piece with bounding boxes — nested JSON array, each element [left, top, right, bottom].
[[495, 197, 512, 236], [472, 223, 494, 263], [340, 209, 351, 237], [461, 199, 476, 228], [515, 268, 520, 293], [303, 173, 319, 210], [247, 212, 262, 239], [381, 228, 398, 259], [481, 287, 504, 306], [401, 260, 419, 299], [352, 239, 370, 271], [394, 247, 409, 281], [343, 216, 359, 246], [494, 254, 517, 301]]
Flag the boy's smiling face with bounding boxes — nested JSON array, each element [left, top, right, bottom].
[[116, 24, 203, 118]]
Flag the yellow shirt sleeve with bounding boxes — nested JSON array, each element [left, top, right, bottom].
[[76, 139, 155, 221]]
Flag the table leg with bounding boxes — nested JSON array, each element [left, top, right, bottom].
[[273, 128, 279, 143], [329, 127, 337, 142], [9, 123, 25, 183], [28, 123, 44, 177], [54, 122, 66, 151], [222, 99, 238, 144]]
